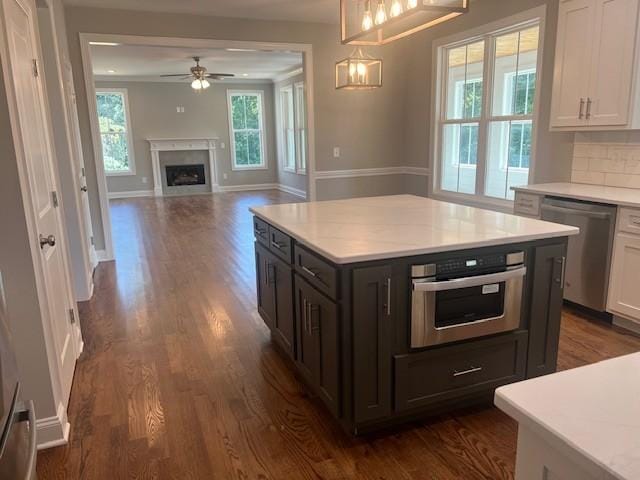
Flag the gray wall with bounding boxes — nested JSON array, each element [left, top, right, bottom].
[[400, 0, 575, 197], [65, 7, 408, 251], [95, 81, 278, 193], [274, 72, 307, 194]]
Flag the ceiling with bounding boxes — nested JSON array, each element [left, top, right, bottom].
[[64, 0, 338, 24], [91, 44, 304, 82]]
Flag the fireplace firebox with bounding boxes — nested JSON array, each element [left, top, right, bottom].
[[165, 164, 206, 187]]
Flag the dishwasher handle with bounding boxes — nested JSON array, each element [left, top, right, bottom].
[[541, 203, 613, 220]]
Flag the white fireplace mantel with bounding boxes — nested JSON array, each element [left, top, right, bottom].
[[147, 137, 220, 196]]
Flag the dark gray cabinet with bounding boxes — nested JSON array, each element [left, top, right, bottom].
[[527, 243, 566, 378], [256, 243, 295, 358], [256, 243, 276, 330], [294, 277, 340, 417], [352, 265, 393, 423]]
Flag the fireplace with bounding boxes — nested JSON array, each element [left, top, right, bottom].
[[166, 164, 206, 187]]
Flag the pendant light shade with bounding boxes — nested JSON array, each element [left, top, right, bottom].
[[191, 78, 211, 91], [340, 0, 468, 45], [335, 48, 383, 90]]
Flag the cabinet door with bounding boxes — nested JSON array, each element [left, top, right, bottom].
[[550, 0, 594, 127], [587, 0, 638, 126], [256, 244, 276, 330], [273, 258, 295, 358], [294, 277, 340, 417], [607, 233, 640, 320], [527, 243, 566, 378], [352, 265, 393, 423]]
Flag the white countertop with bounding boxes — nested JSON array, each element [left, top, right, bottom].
[[250, 195, 578, 264], [513, 182, 640, 208], [495, 353, 640, 480]]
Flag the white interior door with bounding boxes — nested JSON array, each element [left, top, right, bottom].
[[64, 58, 96, 267], [550, 0, 594, 127], [3, 0, 77, 405]]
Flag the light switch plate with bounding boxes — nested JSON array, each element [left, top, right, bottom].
[[333, 147, 340, 158]]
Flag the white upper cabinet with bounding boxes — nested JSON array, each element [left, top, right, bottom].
[[550, 0, 640, 130], [551, 0, 594, 127]]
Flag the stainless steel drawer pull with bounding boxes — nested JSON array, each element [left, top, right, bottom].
[[579, 98, 585, 119], [586, 97, 592, 119], [301, 266, 317, 277], [271, 241, 286, 250], [255, 228, 266, 236], [453, 366, 483, 377], [385, 277, 392, 316]]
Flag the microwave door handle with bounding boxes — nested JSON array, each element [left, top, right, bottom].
[[412, 266, 527, 292]]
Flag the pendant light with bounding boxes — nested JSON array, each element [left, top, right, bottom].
[[335, 48, 383, 90], [340, 0, 468, 45]]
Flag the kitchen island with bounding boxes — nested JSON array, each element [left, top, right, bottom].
[[250, 195, 579, 434]]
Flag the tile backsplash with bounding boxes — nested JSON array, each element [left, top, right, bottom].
[[572, 142, 640, 189]]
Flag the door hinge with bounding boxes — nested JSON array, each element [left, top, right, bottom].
[[81, 167, 85, 177], [90, 236, 94, 246], [51, 191, 59, 207], [68, 308, 76, 324], [32, 59, 39, 78]]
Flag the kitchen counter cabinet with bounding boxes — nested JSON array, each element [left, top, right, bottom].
[[251, 196, 576, 434]]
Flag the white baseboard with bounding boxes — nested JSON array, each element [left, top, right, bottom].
[[277, 184, 306, 198], [36, 402, 70, 450], [218, 183, 280, 192], [95, 249, 112, 262], [107, 189, 154, 199], [315, 166, 431, 179]]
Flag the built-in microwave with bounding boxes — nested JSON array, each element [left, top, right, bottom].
[[410, 252, 526, 348]]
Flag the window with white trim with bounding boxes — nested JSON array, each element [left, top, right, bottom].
[[280, 86, 296, 171], [436, 20, 541, 201], [228, 91, 266, 169], [96, 89, 135, 175], [294, 82, 307, 172]]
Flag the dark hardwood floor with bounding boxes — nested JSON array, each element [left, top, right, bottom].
[[37, 190, 640, 480]]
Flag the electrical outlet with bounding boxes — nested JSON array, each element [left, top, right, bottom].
[[333, 147, 341, 158], [223, 173, 228, 180], [142, 177, 148, 184]]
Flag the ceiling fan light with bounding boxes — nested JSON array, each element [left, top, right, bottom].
[[201, 79, 211, 89], [191, 79, 203, 90]]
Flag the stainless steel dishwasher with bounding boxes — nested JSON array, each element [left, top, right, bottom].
[[541, 197, 616, 312]]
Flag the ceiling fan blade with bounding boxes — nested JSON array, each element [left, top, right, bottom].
[[204, 73, 235, 78], [160, 74, 191, 77]]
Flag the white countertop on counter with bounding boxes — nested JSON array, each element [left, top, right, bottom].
[[513, 182, 640, 208], [250, 195, 578, 264], [495, 353, 640, 480]]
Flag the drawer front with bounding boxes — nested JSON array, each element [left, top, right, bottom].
[[618, 207, 640, 235], [253, 216, 269, 247], [394, 331, 527, 412], [294, 245, 338, 299], [514, 192, 541, 217], [269, 227, 293, 263]]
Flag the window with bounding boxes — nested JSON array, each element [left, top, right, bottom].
[[280, 86, 296, 171], [96, 89, 135, 175], [435, 17, 542, 202], [228, 91, 266, 169], [294, 82, 307, 172], [278, 82, 307, 174]]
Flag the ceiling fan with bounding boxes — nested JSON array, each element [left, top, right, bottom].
[[160, 56, 235, 90]]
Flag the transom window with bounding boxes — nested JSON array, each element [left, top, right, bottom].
[[96, 89, 135, 175], [228, 91, 266, 170], [435, 19, 542, 201]]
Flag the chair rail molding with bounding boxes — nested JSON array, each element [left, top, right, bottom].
[[147, 138, 220, 196], [315, 166, 431, 179]]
